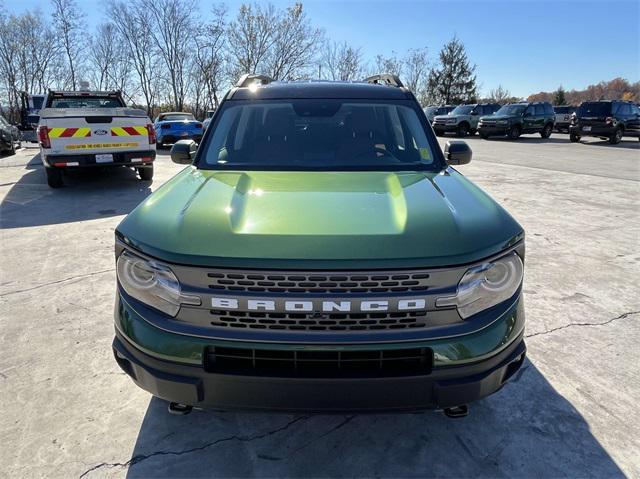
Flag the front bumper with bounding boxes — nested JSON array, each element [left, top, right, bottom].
[[432, 124, 459, 133], [478, 125, 510, 136], [113, 291, 526, 412], [43, 150, 156, 168]]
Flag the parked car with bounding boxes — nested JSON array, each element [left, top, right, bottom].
[[154, 112, 203, 147], [0, 115, 22, 155], [423, 105, 455, 123], [553, 105, 578, 132], [569, 100, 640, 144], [112, 73, 526, 416], [202, 109, 216, 130], [37, 90, 155, 187], [478, 102, 555, 140], [432, 103, 501, 137]]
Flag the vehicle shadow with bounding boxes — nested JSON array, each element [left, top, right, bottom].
[[0, 151, 153, 229], [122, 359, 623, 478]]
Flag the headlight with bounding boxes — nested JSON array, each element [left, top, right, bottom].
[[116, 250, 200, 316], [436, 252, 523, 319]]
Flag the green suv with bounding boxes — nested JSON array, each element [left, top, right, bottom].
[[478, 102, 555, 140], [113, 74, 526, 416]]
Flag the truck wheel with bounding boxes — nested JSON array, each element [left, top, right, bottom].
[[508, 125, 521, 140], [456, 123, 469, 137], [45, 167, 63, 188], [8, 141, 16, 156], [138, 165, 154, 181], [569, 133, 580, 143], [609, 128, 622, 144], [479, 132, 490, 139], [540, 123, 553, 139]]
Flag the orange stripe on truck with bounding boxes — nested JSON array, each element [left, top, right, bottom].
[[111, 126, 147, 136], [49, 127, 91, 138]]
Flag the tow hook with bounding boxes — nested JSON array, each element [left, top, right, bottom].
[[168, 402, 193, 416], [443, 405, 468, 418]]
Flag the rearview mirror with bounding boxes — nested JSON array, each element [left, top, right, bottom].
[[170, 139, 197, 164], [444, 140, 472, 166]]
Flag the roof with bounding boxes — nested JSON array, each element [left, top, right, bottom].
[[229, 80, 413, 100]]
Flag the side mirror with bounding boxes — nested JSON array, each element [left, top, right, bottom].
[[445, 140, 472, 166], [523, 112, 532, 117], [170, 139, 197, 164], [471, 110, 479, 115]]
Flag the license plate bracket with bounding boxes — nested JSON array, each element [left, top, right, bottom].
[[96, 154, 113, 163]]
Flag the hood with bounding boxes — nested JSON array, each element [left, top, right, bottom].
[[117, 168, 523, 269], [481, 114, 515, 121], [434, 114, 458, 121]]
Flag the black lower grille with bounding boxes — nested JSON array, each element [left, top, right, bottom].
[[204, 346, 433, 377]]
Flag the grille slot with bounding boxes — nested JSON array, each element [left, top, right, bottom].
[[204, 346, 433, 377], [210, 310, 428, 331], [206, 271, 431, 294]]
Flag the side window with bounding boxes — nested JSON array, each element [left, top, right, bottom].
[[525, 105, 535, 116], [535, 105, 545, 116], [631, 104, 640, 115], [618, 104, 631, 116], [544, 104, 554, 115]]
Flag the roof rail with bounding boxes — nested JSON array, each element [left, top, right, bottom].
[[363, 74, 404, 88], [235, 74, 275, 88]]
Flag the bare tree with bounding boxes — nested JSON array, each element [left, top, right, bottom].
[[192, 5, 228, 114], [51, 0, 85, 90], [403, 47, 430, 104], [320, 41, 364, 81], [373, 52, 403, 77], [107, 1, 159, 115], [488, 85, 512, 104], [227, 3, 277, 78], [0, 11, 21, 121], [266, 3, 323, 80], [142, 0, 197, 111]]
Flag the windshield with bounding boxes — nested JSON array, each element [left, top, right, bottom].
[[160, 113, 195, 121], [496, 104, 526, 116], [450, 105, 474, 115], [578, 102, 611, 116], [49, 96, 124, 108], [199, 99, 439, 171]]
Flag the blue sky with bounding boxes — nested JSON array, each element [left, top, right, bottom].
[[4, 0, 639, 97]]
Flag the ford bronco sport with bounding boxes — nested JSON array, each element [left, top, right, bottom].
[[113, 74, 526, 416], [569, 100, 640, 144], [478, 102, 555, 140], [432, 103, 501, 137]]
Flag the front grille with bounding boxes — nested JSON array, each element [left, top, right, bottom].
[[204, 346, 433, 377], [206, 271, 431, 294], [210, 309, 429, 331], [481, 120, 496, 126]]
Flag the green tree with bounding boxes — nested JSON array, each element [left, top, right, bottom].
[[553, 86, 567, 105], [426, 36, 477, 104]]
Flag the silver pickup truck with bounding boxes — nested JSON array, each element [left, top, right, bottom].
[[37, 91, 156, 187]]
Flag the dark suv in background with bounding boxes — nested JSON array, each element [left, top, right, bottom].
[[478, 102, 555, 140], [569, 101, 640, 144], [432, 103, 500, 137]]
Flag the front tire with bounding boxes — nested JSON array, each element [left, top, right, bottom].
[[540, 123, 553, 139], [456, 123, 470, 137], [137, 165, 153, 181], [45, 167, 63, 188], [479, 131, 490, 139], [508, 125, 521, 140], [609, 127, 622, 144], [569, 133, 580, 143]]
